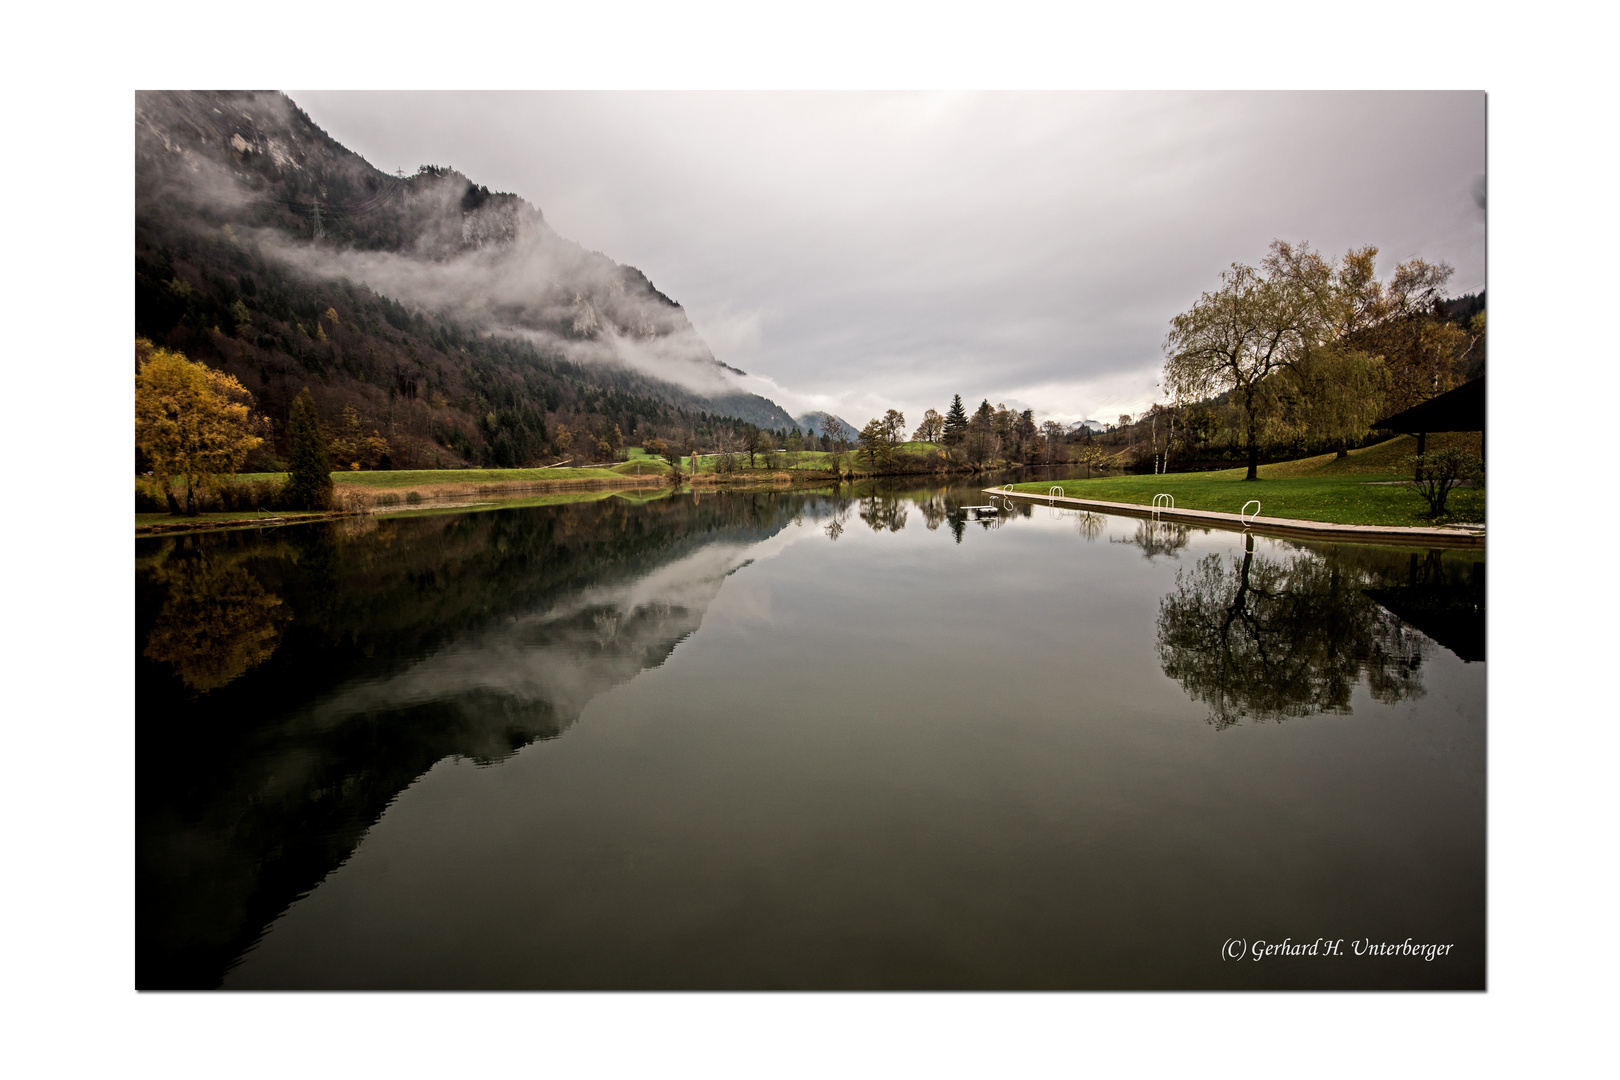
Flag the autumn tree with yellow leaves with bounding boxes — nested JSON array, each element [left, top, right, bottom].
[[328, 405, 392, 470], [134, 339, 267, 515]]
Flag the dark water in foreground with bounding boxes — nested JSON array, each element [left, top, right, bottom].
[[136, 471, 1484, 990]]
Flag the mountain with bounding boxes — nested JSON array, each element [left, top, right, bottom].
[[794, 411, 856, 438], [135, 91, 795, 467]]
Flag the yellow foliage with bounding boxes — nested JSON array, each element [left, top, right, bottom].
[[134, 339, 265, 513], [328, 404, 392, 470], [142, 549, 287, 692]]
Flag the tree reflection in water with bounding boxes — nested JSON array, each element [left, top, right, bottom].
[[142, 541, 290, 693], [821, 495, 851, 540], [917, 493, 949, 531], [1114, 519, 1192, 560], [1073, 511, 1108, 542], [1156, 537, 1430, 729], [858, 493, 908, 533]]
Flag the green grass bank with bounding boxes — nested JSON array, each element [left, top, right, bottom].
[[1008, 436, 1483, 528]]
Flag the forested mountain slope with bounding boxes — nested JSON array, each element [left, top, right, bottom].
[[135, 91, 794, 468]]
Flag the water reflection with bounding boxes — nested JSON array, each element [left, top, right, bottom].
[[1114, 519, 1192, 561], [917, 493, 949, 531], [1074, 511, 1108, 542], [137, 490, 810, 988], [1364, 551, 1485, 662], [140, 540, 290, 692], [1155, 538, 1432, 729], [137, 470, 1484, 989], [818, 494, 851, 540], [858, 493, 909, 533]]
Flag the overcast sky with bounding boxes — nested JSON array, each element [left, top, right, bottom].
[[291, 90, 1484, 428]]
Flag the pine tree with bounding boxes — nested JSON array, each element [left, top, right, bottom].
[[943, 394, 969, 445], [284, 387, 333, 510], [965, 399, 998, 467]]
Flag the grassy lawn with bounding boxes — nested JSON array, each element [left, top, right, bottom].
[[377, 488, 670, 519], [1009, 436, 1483, 527], [607, 458, 673, 477]]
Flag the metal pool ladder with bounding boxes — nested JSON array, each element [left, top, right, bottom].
[[1151, 493, 1173, 519], [1241, 500, 1262, 526]]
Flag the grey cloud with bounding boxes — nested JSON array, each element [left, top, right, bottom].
[[291, 90, 1486, 427]]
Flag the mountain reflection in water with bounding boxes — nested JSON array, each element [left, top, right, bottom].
[[137, 490, 807, 988], [137, 475, 1485, 990]]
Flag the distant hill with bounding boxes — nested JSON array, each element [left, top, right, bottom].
[[794, 411, 856, 438], [135, 91, 795, 468], [1442, 291, 1485, 325]]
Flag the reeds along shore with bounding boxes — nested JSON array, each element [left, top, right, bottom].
[[134, 450, 1013, 527]]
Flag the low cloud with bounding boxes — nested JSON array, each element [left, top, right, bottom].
[[255, 214, 754, 400]]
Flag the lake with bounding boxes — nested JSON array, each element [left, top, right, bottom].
[[136, 470, 1484, 990]]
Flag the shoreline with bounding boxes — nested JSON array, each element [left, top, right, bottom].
[[985, 488, 1485, 548], [135, 472, 871, 535]]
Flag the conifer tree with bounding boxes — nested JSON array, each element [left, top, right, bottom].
[[284, 387, 333, 510], [943, 395, 969, 445]]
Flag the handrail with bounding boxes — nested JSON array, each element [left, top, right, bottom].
[[1241, 500, 1262, 526]]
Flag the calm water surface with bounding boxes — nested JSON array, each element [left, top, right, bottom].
[[136, 472, 1484, 989]]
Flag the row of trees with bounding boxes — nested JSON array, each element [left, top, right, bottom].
[[784, 397, 1091, 477], [1163, 240, 1483, 480], [848, 397, 1064, 472]]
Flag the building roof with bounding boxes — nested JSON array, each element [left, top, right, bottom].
[[1375, 376, 1485, 433]]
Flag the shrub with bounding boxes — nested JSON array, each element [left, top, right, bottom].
[[1400, 449, 1484, 518], [332, 487, 375, 515], [213, 478, 283, 512], [136, 478, 169, 513]]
